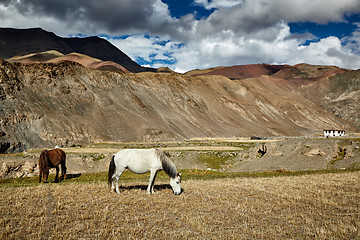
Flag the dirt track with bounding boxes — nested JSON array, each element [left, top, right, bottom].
[[1, 137, 360, 179]]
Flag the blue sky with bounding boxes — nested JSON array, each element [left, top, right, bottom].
[[1, 0, 360, 72]]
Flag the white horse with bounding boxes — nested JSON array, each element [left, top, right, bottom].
[[108, 148, 182, 195]]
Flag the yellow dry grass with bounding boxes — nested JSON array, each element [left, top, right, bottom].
[[188, 137, 280, 143], [1, 172, 359, 239]]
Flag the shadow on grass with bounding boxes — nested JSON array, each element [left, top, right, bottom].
[[2, 168, 359, 188], [65, 173, 82, 180], [117, 184, 172, 192]]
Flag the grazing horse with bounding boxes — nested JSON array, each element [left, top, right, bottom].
[[108, 148, 182, 195], [38, 148, 67, 183]]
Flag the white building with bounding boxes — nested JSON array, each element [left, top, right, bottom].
[[323, 130, 345, 137]]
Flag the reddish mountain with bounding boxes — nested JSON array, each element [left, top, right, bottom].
[[270, 63, 348, 88], [187, 64, 289, 79]]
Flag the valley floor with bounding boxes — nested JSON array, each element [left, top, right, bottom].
[[1, 137, 360, 179], [1, 171, 359, 239]]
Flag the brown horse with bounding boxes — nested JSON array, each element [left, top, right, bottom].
[[38, 148, 67, 183]]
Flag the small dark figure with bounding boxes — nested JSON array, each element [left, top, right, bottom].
[[258, 144, 267, 157], [38, 148, 67, 183]]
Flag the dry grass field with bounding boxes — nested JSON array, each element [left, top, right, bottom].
[[1, 171, 359, 239]]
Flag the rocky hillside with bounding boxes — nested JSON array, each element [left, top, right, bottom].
[[0, 59, 356, 153], [0, 27, 146, 72], [299, 69, 360, 129], [194, 63, 360, 128]]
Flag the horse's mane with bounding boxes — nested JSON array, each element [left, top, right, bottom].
[[155, 149, 178, 178]]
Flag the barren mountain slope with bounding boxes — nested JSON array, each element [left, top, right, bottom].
[[268, 64, 359, 128], [192, 63, 359, 128], [273, 63, 347, 79], [7, 51, 130, 73], [0, 60, 355, 152], [297, 69, 360, 128], [7, 50, 64, 63]]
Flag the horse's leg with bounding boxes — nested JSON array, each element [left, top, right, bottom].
[[113, 168, 124, 194], [147, 170, 158, 195], [61, 152, 67, 180], [54, 166, 59, 183], [43, 168, 50, 183], [60, 163, 67, 181], [39, 168, 43, 183], [151, 171, 158, 194]]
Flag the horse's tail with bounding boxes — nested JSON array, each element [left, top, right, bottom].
[[38, 150, 49, 183], [108, 155, 116, 187]]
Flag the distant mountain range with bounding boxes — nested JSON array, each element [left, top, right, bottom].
[[0, 28, 359, 153], [0, 27, 150, 73]]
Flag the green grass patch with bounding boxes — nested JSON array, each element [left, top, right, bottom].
[[197, 151, 237, 169], [91, 141, 255, 150], [330, 147, 347, 165], [91, 142, 184, 149], [1, 168, 359, 188]]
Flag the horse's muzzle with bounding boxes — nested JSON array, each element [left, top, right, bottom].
[[173, 188, 183, 195]]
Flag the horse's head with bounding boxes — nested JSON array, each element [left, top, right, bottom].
[[39, 150, 49, 168], [170, 173, 182, 195]]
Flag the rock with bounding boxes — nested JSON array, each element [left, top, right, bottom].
[[305, 149, 325, 157], [1, 160, 37, 178]]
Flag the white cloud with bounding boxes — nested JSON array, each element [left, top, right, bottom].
[[0, 4, 77, 35], [108, 36, 156, 63], [171, 22, 300, 72], [107, 35, 181, 66], [2, 0, 360, 71], [342, 23, 360, 55], [194, 0, 243, 9], [163, 23, 360, 72]]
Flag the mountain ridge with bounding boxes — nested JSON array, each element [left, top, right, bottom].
[[0, 27, 148, 73], [0, 59, 357, 153], [7, 50, 130, 73]]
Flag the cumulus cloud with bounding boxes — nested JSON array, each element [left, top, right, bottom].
[[168, 23, 360, 72], [171, 22, 302, 72], [1, 0, 360, 71], [292, 37, 360, 68], [194, 0, 243, 9], [188, 0, 360, 40], [195, 0, 360, 24], [107, 35, 181, 66], [0, 0, 174, 36]]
